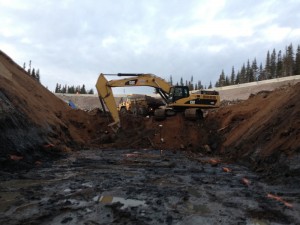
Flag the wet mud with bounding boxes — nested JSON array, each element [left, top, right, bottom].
[[1, 149, 299, 225]]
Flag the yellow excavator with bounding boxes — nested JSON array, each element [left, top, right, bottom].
[[96, 73, 220, 131]]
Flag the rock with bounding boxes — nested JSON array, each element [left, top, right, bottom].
[[203, 145, 211, 153]]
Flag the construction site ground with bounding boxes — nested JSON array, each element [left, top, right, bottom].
[[1, 149, 299, 225], [0, 50, 299, 224]]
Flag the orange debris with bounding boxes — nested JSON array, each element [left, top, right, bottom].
[[267, 193, 293, 208], [44, 143, 55, 148], [125, 153, 139, 158], [241, 177, 251, 186], [9, 155, 23, 161], [208, 158, 221, 166], [222, 167, 232, 172]]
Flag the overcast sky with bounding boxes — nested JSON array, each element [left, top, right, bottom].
[[1, 0, 300, 94]]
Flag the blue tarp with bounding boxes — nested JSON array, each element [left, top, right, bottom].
[[68, 100, 77, 109]]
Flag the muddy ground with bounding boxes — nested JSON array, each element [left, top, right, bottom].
[[1, 149, 299, 225], [1, 50, 300, 224]]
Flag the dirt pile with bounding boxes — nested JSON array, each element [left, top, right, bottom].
[[209, 84, 300, 179], [114, 113, 219, 153], [0, 50, 109, 170]]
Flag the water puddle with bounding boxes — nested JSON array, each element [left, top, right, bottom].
[[97, 195, 146, 209], [0, 179, 51, 189], [0, 192, 20, 211], [246, 218, 269, 225], [150, 177, 181, 187]]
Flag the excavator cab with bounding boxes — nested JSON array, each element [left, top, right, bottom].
[[169, 86, 190, 102]]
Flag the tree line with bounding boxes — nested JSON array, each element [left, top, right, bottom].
[[23, 60, 40, 83], [215, 43, 300, 87], [168, 75, 213, 91], [55, 83, 94, 94]]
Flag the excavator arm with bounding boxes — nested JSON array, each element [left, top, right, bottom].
[[95, 73, 172, 131], [95, 74, 121, 131]]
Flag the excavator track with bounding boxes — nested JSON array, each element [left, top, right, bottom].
[[184, 108, 204, 120]]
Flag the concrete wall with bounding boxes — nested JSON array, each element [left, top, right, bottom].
[[214, 75, 300, 101]]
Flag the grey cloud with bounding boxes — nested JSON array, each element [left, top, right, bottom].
[[0, 0, 299, 92]]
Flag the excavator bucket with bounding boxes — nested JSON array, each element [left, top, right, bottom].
[[96, 74, 121, 131]]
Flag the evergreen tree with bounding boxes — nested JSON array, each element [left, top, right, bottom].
[[88, 89, 94, 94], [248, 65, 254, 82], [270, 49, 277, 78], [251, 58, 258, 81], [80, 84, 87, 94], [190, 76, 194, 90], [61, 85, 67, 93], [215, 81, 219, 87], [225, 75, 230, 86], [55, 83, 59, 93], [258, 63, 265, 80], [180, 77, 184, 86], [197, 80, 203, 89], [246, 59, 254, 82], [208, 81, 212, 89], [31, 68, 36, 79], [194, 83, 198, 90], [235, 71, 240, 84], [188, 81, 192, 90], [276, 50, 283, 77], [218, 70, 226, 87], [169, 75, 173, 85], [265, 51, 271, 79], [27, 60, 31, 75], [68, 85, 75, 93], [284, 43, 294, 76], [36, 69, 40, 83], [294, 45, 300, 75], [240, 64, 246, 83], [230, 66, 235, 85]]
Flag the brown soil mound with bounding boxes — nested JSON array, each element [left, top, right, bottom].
[[208, 84, 300, 179], [0, 50, 109, 169], [113, 113, 220, 152]]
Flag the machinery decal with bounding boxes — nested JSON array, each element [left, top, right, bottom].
[[125, 80, 138, 85]]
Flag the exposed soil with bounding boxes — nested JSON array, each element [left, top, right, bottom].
[[209, 86, 300, 183], [0, 50, 299, 224]]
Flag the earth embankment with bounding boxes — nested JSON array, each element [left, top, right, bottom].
[[0, 49, 299, 181]]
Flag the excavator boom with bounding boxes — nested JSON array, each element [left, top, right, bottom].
[[106, 73, 171, 101]]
